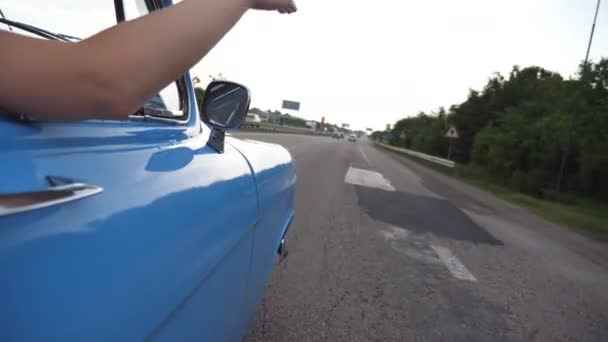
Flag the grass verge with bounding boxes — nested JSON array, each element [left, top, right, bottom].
[[375, 143, 608, 239]]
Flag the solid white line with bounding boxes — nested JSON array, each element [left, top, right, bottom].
[[359, 146, 371, 166], [344, 167, 396, 191], [431, 245, 477, 282]]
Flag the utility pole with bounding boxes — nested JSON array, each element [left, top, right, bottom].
[[556, 0, 601, 192], [584, 0, 602, 66]]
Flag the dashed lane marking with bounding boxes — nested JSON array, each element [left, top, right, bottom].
[[431, 245, 478, 282], [344, 167, 395, 191], [358, 146, 371, 166]]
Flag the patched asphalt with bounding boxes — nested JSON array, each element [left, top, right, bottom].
[[355, 187, 502, 245]]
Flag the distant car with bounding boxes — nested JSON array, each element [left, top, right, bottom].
[[331, 131, 342, 139], [348, 134, 358, 142], [245, 113, 262, 128], [0, 2, 296, 340]]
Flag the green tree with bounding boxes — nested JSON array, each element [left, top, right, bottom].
[[389, 59, 608, 200], [194, 87, 205, 107]]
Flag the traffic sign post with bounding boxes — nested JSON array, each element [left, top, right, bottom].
[[445, 126, 459, 160], [447, 141, 454, 160]]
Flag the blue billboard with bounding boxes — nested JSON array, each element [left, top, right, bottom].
[[282, 100, 301, 111]]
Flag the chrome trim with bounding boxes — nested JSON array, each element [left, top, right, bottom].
[[278, 237, 288, 263], [128, 113, 189, 125], [0, 177, 103, 217], [277, 214, 294, 263]]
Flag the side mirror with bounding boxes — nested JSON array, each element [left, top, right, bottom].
[[200, 81, 251, 153]]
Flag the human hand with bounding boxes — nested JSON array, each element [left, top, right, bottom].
[[251, 0, 297, 13]]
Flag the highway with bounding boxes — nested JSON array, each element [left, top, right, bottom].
[[234, 133, 608, 342]]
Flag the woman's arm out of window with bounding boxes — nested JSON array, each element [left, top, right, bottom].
[[0, 0, 296, 121]]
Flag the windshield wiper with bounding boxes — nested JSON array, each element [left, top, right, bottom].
[[0, 18, 80, 42]]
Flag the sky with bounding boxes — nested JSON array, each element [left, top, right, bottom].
[[3, 0, 607, 131]]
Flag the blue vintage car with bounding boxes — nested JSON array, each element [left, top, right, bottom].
[[0, 1, 296, 340]]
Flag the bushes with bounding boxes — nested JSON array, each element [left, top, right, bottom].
[[388, 60, 608, 202]]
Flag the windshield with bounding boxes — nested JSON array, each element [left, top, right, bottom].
[[0, 1, 116, 39]]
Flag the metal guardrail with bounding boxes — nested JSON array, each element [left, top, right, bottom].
[[376, 142, 456, 168], [241, 122, 321, 135]]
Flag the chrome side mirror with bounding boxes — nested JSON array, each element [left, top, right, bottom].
[[200, 81, 251, 153]]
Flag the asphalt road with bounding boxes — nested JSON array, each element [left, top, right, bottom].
[[233, 133, 608, 342]]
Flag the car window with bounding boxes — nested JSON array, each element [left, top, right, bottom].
[[123, 0, 150, 20], [124, 0, 184, 115], [142, 83, 183, 114]]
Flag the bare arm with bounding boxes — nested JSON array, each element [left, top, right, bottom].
[[0, 0, 296, 121]]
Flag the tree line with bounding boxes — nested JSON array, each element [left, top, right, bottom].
[[380, 59, 608, 201]]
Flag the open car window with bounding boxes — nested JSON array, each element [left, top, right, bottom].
[[0, 0, 187, 122], [123, 0, 186, 118]]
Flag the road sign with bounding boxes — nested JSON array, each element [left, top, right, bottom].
[[445, 126, 459, 139], [282, 100, 301, 111], [445, 126, 459, 160]]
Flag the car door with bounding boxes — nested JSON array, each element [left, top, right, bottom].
[[0, 80, 258, 340]]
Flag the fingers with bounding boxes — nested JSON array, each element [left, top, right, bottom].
[[277, 7, 295, 14], [279, 7, 296, 14], [287, 0, 297, 13], [275, 0, 297, 14], [251, 0, 297, 14], [282, 0, 296, 13], [288, 0, 297, 13]]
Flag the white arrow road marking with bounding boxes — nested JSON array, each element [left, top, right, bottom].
[[431, 245, 477, 282], [381, 225, 440, 264], [380, 225, 411, 240], [379, 225, 478, 282], [344, 167, 395, 191]]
